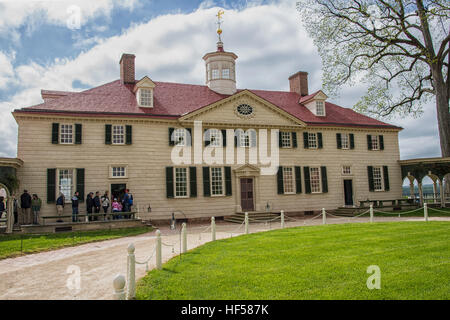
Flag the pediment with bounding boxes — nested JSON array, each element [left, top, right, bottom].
[[179, 90, 305, 128], [234, 164, 260, 175], [134, 76, 156, 92]]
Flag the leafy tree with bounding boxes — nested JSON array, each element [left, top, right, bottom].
[[297, 0, 449, 157]]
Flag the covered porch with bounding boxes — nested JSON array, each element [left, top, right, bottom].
[[399, 157, 450, 208], [0, 158, 23, 234]]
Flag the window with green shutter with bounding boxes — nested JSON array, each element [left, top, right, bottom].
[[383, 166, 390, 191], [221, 129, 227, 147], [367, 166, 374, 191], [304, 166, 311, 194], [203, 167, 211, 197], [277, 166, 284, 194], [47, 168, 56, 203], [295, 166, 302, 194], [303, 132, 309, 149], [168, 128, 175, 146], [225, 166, 232, 196], [292, 132, 298, 148], [367, 135, 373, 150], [189, 167, 197, 197], [321, 166, 328, 193], [317, 132, 323, 149], [52, 123, 59, 144], [336, 133, 342, 149], [76, 168, 85, 202], [166, 167, 174, 198], [126, 125, 132, 145], [75, 124, 82, 144], [379, 135, 384, 150], [105, 124, 112, 145], [349, 134, 355, 149]]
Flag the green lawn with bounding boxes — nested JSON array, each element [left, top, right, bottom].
[[0, 226, 152, 259], [372, 206, 450, 217], [136, 222, 450, 300]]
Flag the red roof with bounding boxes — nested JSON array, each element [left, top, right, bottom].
[[16, 79, 401, 129]]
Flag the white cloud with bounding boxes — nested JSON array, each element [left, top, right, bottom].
[[0, 51, 15, 89], [0, 0, 443, 160]]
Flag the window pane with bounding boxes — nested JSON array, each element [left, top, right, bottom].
[[281, 132, 292, 148], [140, 89, 152, 106], [59, 169, 73, 200], [283, 167, 294, 193], [175, 168, 188, 197], [316, 101, 325, 116], [240, 132, 250, 147], [342, 166, 351, 175], [113, 125, 125, 144], [373, 167, 383, 191], [211, 167, 223, 196], [174, 129, 187, 146], [308, 133, 317, 148], [112, 167, 126, 177], [341, 134, 349, 149], [310, 167, 321, 193], [60, 124, 73, 144], [371, 135, 379, 150], [212, 69, 219, 80], [209, 129, 222, 147], [222, 69, 230, 79]]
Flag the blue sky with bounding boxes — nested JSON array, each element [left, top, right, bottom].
[[0, 0, 443, 167]]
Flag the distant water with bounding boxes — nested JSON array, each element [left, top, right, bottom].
[[402, 184, 440, 196]]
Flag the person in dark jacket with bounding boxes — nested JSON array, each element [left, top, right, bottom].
[[122, 189, 130, 213], [31, 194, 42, 225], [12, 195, 18, 225], [86, 192, 94, 221], [56, 193, 65, 222], [93, 191, 101, 221], [71, 191, 79, 222], [0, 196, 5, 219], [20, 190, 32, 225]]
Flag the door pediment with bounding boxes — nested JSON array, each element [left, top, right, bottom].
[[234, 164, 260, 177]]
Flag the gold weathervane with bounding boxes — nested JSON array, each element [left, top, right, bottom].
[[216, 9, 224, 41]]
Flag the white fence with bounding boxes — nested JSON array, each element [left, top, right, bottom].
[[113, 203, 449, 299]]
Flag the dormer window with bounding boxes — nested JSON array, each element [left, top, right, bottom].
[[212, 69, 219, 80], [222, 69, 230, 79], [134, 76, 156, 108], [316, 101, 325, 116], [139, 88, 153, 107]]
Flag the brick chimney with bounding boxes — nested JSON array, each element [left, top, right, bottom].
[[119, 53, 136, 84], [289, 71, 308, 96]]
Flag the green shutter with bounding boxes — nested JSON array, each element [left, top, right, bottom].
[[318, 132, 323, 149], [368, 166, 374, 192], [166, 167, 174, 198], [168, 128, 175, 146], [75, 124, 82, 144], [350, 134, 355, 149], [250, 130, 257, 147], [126, 125, 132, 145], [295, 166, 302, 194], [189, 167, 197, 197], [303, 132, 309, 149], [76, 168, 85, 202], [304, 167, 311, 194], [221, 129, 227, 147], [105, 124, 112, 145], [383, 166, 390, 191], [277, 166, 284, 194], [225, 166, 232, 196], [321, 166, 328, 193], [336, 133, 342, 149], [367, 135, 372, 150], [47, 168, 56, 203], [187, 128, 192, 146], [204, 129, 210, 147], [52, 123, 59, 144], [379, 135, 384, 150], [278, 131, 283, 148], [203, 167, 211, 197], [292, 132, 298, 148]]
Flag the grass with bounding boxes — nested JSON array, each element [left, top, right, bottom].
[[0, 226, 153, 259], [136, 222, 450, 300], [372, 206, 450, 217]]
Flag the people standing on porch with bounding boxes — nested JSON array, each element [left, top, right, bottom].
[[86, 192, 94, 221], [0, 196, 5, 219], [12, 195, 18, 226], [112, 198, 122, 219], [20, 190, 32, 225], [72, 191, 79, 222], [101, 191, 110, 217], [56, 193, 65, 223], [31, 194, 42, 225], [122, 189, 130, 213], [93, 192, 101, 221]]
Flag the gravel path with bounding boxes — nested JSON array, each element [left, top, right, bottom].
[[0, 216, 448, 300]]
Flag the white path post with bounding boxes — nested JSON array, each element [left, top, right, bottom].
[[113, 274, 126, 300], [211, 217, 216, 241], [280, 210, 285, 229], [322, 208, 326, 225], [182, 223, 187, 253], [245, 212, 249, 234], [156, 230, 162, 270], [370, 204, 374, 223], [126, 243, 136, 300], [424, 203, 428, 222]]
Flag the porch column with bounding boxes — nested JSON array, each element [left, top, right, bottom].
[[440, 179, 446, 208], [418, 182, 424, 207], [432, 179, 438, 203], [6, 196, 13, 234], [409, 179, 415, 200]]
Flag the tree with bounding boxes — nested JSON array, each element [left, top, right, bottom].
[[297, 0, 449, 157]]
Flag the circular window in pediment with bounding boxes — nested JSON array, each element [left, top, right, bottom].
[[236, 104, 254, 116]]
